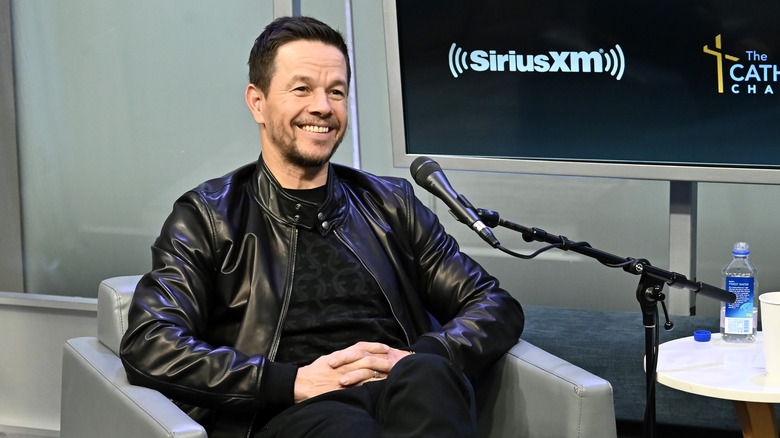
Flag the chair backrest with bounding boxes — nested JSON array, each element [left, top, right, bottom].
[[97, 275, 143, 355]]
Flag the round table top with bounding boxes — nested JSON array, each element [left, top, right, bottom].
[[656, 332, 780, 403]]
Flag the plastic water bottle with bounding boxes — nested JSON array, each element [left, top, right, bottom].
[[720, 242, 758, 343]]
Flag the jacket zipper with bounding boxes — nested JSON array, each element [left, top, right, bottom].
[[268, 226, 298, 361]]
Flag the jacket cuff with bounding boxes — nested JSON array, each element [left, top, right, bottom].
[[408, 335, 450, 359], [259, 361, 299, 409]]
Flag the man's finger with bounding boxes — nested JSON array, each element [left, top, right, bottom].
[[339, 367, 386, 386], [328, 342, 390, 367]]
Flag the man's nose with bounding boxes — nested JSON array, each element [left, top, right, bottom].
[[308, 90, 334, 117]]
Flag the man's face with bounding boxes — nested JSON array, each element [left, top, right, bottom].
[[250, 40, 349, 169]]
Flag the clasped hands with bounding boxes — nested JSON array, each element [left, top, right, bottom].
[[293, 341, 413, 403]]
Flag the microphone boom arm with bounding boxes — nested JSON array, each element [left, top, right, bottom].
[[478, 208, 736, 305]]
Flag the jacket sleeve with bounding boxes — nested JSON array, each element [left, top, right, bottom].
[[119, 191, 297, 413], [404, 183, 525, 378]]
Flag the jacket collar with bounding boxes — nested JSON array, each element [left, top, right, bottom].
[[253, 155, 347, 235]]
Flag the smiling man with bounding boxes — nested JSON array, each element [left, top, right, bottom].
[[245, 38, 348, 187], [120, 16, 524, 437]]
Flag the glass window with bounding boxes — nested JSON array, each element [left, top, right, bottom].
[[12, 1, 276, 296]]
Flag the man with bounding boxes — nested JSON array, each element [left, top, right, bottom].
[[120, 16, 524, 437]]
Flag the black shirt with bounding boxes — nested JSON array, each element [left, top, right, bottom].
[[274, 186, 407, 366]]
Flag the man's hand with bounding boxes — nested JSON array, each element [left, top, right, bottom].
[[293, 342, 414, 403]]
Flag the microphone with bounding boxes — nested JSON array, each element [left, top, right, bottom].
[[410, 156, 500, 248]]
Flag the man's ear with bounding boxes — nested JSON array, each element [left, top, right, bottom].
[[245, 84, 265, 124]]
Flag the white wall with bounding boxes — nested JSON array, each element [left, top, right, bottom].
[[0, 293, 96, 433]]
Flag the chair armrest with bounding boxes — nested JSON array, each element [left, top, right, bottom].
[[476, 339, 617, 438], [61, 337, 207, 438], [98, 275, 143, 355]]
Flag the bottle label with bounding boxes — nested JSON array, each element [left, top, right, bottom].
[[724, 276, 755, 334]]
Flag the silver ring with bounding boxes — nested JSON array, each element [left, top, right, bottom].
[[373, 370, 380, 379]]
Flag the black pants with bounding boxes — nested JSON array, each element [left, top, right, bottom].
[[257, 353, 477, 438]]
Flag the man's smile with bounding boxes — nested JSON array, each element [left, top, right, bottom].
[[299, 124, 334, 134]]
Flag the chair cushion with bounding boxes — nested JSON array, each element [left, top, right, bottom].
[[97, 275, 142, 355]]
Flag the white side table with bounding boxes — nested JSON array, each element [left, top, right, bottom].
[[656, 332, 780, 437]]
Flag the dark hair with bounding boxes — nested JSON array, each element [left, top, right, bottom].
[[248, 16, 351, 95]]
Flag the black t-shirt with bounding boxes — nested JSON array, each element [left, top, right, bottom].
[[274, 186, 407, 366]]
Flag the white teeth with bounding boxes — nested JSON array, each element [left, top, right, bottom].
[[301, 125, 330, 133]]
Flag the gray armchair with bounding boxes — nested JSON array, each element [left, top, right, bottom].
[[61, 276, 617, 438]]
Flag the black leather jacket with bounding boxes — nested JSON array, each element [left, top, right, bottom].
[[120, 157, 524, 436]]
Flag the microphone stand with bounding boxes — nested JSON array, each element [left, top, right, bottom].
[[474, 207, 736, 438]]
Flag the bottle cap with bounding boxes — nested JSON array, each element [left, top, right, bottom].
[[694, 330, 711, 342], [733, 242, 750, 256]]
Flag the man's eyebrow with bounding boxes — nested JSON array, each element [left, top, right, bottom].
[[285, 75, 348, 90], [285, 75, 313, 88]]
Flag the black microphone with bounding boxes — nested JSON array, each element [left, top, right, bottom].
[[410, 156, 500, 248]]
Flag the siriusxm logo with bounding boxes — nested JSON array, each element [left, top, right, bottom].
[[448, 43, 625, 80]]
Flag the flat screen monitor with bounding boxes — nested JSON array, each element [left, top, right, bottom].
[[383, 0, 780, 183]]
